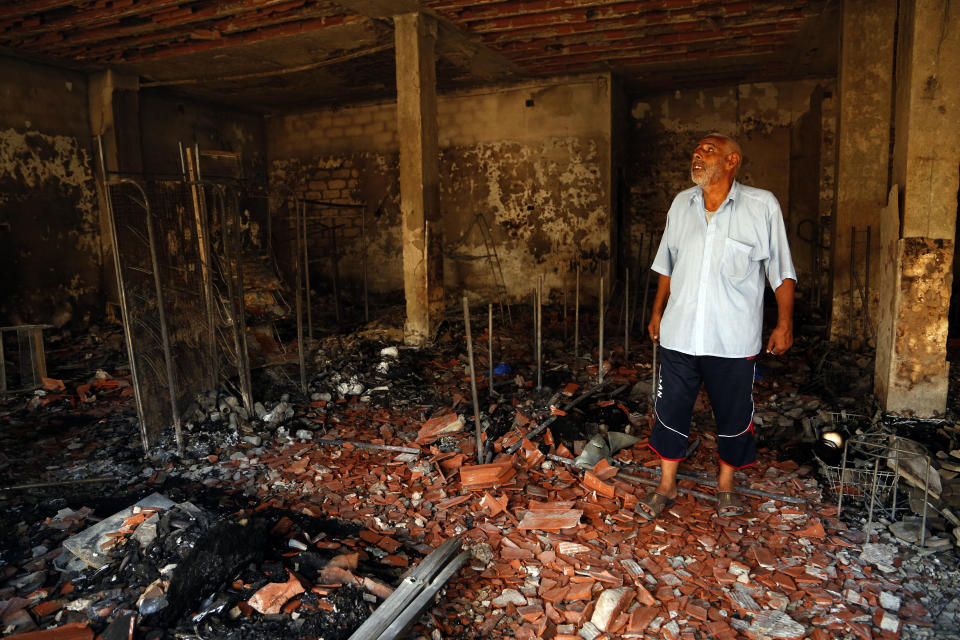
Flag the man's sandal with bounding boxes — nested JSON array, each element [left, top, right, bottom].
[[636, 491, 676, 521], [716, 491, 747, 517]]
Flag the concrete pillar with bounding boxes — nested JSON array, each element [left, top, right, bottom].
[[88, 70, 141, 308], [828, 0, 896, 344], [875, 0, 960, 416], [394, 12, 443, 347]]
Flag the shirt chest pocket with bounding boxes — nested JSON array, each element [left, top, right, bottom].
[[721, 238, 755, 279]]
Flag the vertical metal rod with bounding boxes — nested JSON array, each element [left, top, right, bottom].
[[651, 342, 657, 402], [140, 180, 183, 456], [921, 454, 930, 548], [295, 199, 306, 393], [838, 439, 849, 514], [631, 232, 644, 331], [96, 136, 150, 453], [563, 275, 568, 343], [185, 146, 217, 389], [574, 261, 580, 359], [228, 191, 254, 413], [424, 222, 430, 337], [537, 275, 543, 391], [624, 268, 630, 362], [488, 303, 494, 400], [362, 207, 369, 323], [865, 224, 872, 333], [463, 297, 483, 465], [599, 275, 605, 385], [640, 237, 653, 330], [849, 226, 856, 341], [866, 455, 880, 542], [303, 203, 313, 337], [329, 224, 341, 324]]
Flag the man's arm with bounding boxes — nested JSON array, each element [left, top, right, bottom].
[[648, 273, 671, 343], [765, 278, 795, 355]]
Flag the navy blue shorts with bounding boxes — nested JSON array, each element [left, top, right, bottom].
[[650, 347, 757, 468]]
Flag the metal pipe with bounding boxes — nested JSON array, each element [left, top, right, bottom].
[[574, 261, 580, 359], [640, 233, 654, 330], [229, 191, 254, 413], [185, 146, 217, 390], [139, 178, 183, 456], [624, 268, 630, 361], [488, 303, 494, 400], [1, 477, 116, 492], [463, 297, 483, 464], [537, 275, 543, 391], [598, 275, 604, 385], [96, 136, 150, 454], [651, 342, 657, 403], [362, 206, 369, 323], [295, 199, 307, 393], [303, 201, 313, 337]]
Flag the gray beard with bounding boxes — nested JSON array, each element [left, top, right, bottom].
[[690, 165, 721, 187]]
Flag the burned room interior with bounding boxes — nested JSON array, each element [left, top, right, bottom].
[[2, 0, 960, 639]]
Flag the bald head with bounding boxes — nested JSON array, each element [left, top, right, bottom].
[[690, 134, 742, 188]]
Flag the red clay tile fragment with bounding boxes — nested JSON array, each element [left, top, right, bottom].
[[793, 519, 827, 539], [417, 412, 464, 444], [517, 509, 582, 531], [460, 462, 517, 490], [9, 622, 93, 640], [248, 570, 305, 615]]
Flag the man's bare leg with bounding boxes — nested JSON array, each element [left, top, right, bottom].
[[656, 458, 680, 498], [717, 461, 735, 493]]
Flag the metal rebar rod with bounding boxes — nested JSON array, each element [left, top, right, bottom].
[[138, 179, 183, 456], [229, 192, 255, 413], [330, 224, 341, 324], [315, 438, 420, 455], [537, 275, 543, 391], [488, 303, 494, 400], [463, 297, 483, 464], [616, 463, 810, 505], [563, 276, 568, 343], [849, 226, 856, 341], [97, 138, 150, 453], [640, 234, 654, 330], [362, 207, 369, 323], [838, 439, 849, 514], [651, 342, 657, 403], [303, 202, 313, 338], [574, 261, 580, 359], [184, 146, 217, 390], [866, 455, 880, 542], [921, 456, 930, 548], [0, 477, 117, 492], [624, 268, 630, 361], [598, 275, 604, 385], [630, 233, 643, 331], [295, 199, 307, 393]]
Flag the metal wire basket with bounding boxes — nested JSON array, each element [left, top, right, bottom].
[[816, 433, 898, 502]]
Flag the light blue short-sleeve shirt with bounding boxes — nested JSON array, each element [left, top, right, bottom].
[[651, 180, 797, 358]]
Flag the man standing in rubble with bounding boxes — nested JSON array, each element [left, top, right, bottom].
[[638, 133, 796, 520]]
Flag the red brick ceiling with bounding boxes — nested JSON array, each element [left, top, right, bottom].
[[0, 1, 838, 110]]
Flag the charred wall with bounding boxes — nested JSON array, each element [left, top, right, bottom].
[[267, 75, 613, 305], [627, 80, 836, 297], [0, 55, 101, 327]]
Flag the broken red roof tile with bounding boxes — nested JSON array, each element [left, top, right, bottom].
[[517, 508, 582, 531], [8, 623, 93, 640], [460, 462, 517, 490]]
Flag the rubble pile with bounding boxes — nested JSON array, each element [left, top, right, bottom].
[[1, 312, 959, 639]]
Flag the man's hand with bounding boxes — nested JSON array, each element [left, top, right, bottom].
[[766, 278, 796, 356], [649, 274, 671, 343], [765, 324, 793, 356], [648, 313, 662, 343]]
